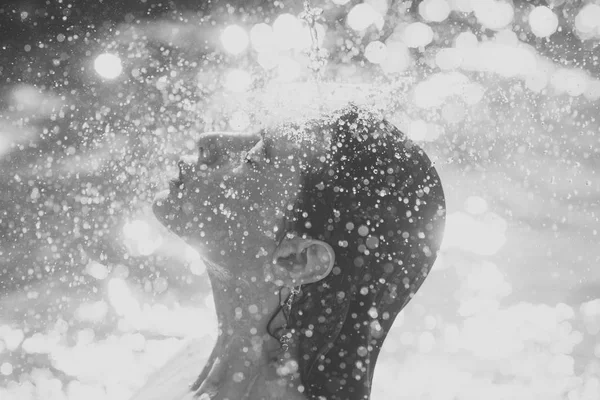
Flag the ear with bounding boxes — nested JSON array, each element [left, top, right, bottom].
[[269, 237, 336, 286]]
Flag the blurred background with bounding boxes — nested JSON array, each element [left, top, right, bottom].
[[0, 0, 599, 399]]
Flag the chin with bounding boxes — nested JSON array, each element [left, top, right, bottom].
[[152, 189, 180, 231]]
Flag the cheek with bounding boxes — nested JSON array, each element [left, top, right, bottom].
[[182, 187, 268, 238], [163, 172, 299, 241]]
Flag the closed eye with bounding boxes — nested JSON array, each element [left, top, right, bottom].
[[244, 152, 258, 167], [198, 146, 217, 165]]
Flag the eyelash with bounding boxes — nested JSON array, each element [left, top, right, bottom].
[[244, 153, 257, 167]]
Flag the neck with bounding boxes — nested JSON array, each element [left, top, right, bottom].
[[191, 273, 307, 400]]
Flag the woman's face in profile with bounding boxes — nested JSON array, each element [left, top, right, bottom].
[[153, 131, 319, 268]]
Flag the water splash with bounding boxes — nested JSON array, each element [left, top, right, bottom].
[[299, 0, 328, 80]]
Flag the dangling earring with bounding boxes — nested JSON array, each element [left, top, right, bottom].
[[276, 286, 301, 380], [279, 286, 300, 353]]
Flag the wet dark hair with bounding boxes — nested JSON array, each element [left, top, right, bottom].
[[272, 105, 446, 399]]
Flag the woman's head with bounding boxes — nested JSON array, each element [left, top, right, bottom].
[[153, 117, 334, 281], [153, 105, 445, 399], [281, 107, 446, 399]]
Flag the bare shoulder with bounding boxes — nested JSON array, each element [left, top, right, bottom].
[[130, 338, 209, 400]]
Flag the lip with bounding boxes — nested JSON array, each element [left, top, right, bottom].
[[169, 177, 183, 187]]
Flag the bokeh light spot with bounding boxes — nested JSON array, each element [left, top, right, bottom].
[[220, 24, 249, 55], [364, 41, 387, 64], [574, 4, 600, 37], [419, 0, 451, 22], [472, 0, 514, 31], [93, 53, 122, 80], [347, 3, 382, 31], [380, 42, 411, 74], [272, 13, 304, 50], [454, 31, 478, 48], [403, 22, 434, 48], [250, 23, 274, 52], [528, 6, 559, 38]]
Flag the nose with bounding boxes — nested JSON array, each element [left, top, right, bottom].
[[196, 131, 262, 165], [177, 159, 195, 179]]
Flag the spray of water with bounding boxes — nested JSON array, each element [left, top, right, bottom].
[[300, 1, 328, 79]]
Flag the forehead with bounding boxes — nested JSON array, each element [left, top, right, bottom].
[[264, 120, 331, 155]]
